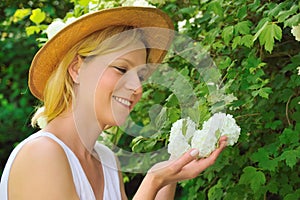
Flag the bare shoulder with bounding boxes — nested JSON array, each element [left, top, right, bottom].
[[8, 136, 79, 200]]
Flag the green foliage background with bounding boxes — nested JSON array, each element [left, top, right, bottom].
[[1, 0, 300, 199]]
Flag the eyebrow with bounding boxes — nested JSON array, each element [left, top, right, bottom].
[[115, 57, 146, 68]]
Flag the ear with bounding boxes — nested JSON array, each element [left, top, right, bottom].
[[68, 55, 83, 84]]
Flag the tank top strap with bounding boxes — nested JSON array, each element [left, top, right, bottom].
[[94, 142, 122, 200]]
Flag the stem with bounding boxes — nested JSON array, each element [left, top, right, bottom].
[[285, 94, 294, 126]]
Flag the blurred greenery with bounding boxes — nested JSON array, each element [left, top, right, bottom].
[[1, 0, 300, 199], [0, 0, 73, 173]]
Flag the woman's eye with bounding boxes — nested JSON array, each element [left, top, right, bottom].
[[114, 66, 127, 74]]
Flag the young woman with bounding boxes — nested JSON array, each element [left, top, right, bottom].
[[0, 7, 227, 200]]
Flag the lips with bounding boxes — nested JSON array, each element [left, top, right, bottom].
[[113, 96, 132, 107]]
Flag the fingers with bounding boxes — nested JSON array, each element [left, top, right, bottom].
[[172, 136, 227, 172], [149, 148, 199, 174], [170, 148, 199, 173], [219, 135, 228, 144], [198, 136, 227, 168]]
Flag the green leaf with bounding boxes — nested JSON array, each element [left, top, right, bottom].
[[279, 128, 299, 145], [165, 93, 178, 107], [279, 149, 300, 168], [179, 67, 189, 77], [167, 107, 180, 123], [29, 8, 46, 25], [241, 35, 254, 48], [251, 148, 278, 172], [13, 8, 31, 22], [284, 189, 300, 200], [218, 56, 232, 70], [258, 22, 282, 53], [237, 5, 247, 19], [248, 84, 261, 90], [253, 19, 269, 41], [131, 136, 144, 152], [78, 0, 90, 6], [154, 106, 167, 129], [258, 87, 272, 99], [207, 1, 223, 17], [222, 25, 233, 45], [239, 166, 266, 193], [25, 26, 41, 36], [277, 5, 298, 23], [248, 0, 260, 12], [208, 180, 223, 200], [284, 13, 300, 28], [268, 2, 287, 17], [232, 36, 241, 49], [265, 120, 282, 130], [266, 179, 279, 194], [143, 139, 157, 151], [182, 118, 188, 136], [235, 21, 252, 35]]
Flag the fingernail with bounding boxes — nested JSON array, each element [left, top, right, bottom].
[[190, 149, 199, 157]]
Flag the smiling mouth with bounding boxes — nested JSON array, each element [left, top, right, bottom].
[[113, 96, 132, 107]]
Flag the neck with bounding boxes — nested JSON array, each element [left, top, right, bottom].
[[43, 110, 102, 157]]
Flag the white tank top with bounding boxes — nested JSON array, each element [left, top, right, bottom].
[[0, 131, 122, 200]]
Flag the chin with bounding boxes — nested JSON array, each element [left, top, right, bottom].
[[106, 116, 128, 127]]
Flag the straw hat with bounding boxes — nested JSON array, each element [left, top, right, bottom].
[[28, 6, 174, 100]]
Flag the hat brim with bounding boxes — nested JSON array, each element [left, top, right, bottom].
[[29, 6, 174, 100]]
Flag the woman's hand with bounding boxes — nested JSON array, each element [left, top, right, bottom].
[[133, 136, 227, 200], [150, 136, 227, 187]]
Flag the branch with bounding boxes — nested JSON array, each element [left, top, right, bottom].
[[285, 94, 294, 126]]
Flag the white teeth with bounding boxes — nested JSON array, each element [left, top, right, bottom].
[[114, 96, 131, 107]]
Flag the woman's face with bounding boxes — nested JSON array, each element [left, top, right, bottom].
[[75, 41, 147, 129]]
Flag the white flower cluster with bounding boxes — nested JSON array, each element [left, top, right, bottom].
[[168, 113, 241, 158], [291, 24, 300, 41], [35, 107, 47, 129], [167, 118, 197, 158], [177, 11, 203, 32], [122, 0, 155, 7], [45, 17, 76, 39]]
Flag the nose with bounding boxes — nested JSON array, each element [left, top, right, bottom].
[[124, 69, 143, 94]]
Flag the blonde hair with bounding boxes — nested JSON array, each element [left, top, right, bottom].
[[31, 26, 148, 128]]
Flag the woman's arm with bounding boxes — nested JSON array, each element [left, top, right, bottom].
[[154, 183, 177, 200], [133, 136, 227, 200], [118, 170, 128, 200], [8, 137, 79, 200]]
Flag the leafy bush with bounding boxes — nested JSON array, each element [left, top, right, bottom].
[[0, 0, 72, 173]]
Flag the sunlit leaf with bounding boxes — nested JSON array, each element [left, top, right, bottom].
[[257, 22, 282, 53], [29, 8, 46, 25], [25, 26, 41, 36], [13, 8, 31, 22]]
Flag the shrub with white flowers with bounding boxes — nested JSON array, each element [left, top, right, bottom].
[[168, 113, 241, 158]]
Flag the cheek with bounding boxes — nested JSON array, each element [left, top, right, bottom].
[[136, 92, 143, 102], [94, 72, 119, 103]]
